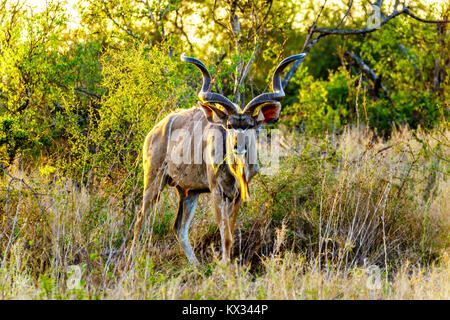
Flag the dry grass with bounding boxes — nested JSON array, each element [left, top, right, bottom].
[[0, 125, 449, 299]]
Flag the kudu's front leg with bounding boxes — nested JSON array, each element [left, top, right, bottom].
[[174, 187, 200, 265], [212, 189, 243, 263]]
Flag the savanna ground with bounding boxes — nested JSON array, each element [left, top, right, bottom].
[[1, 124, 449, 299], [0, 0, 449, 299]]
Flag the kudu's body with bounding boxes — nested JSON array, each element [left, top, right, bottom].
[[129, 53, 305, 265]]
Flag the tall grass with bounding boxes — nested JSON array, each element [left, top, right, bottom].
[[0, 125, 448, 299]]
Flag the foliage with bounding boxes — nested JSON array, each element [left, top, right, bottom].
[[284, 65, 351, 132], [0, 116, 30, 166], [56, 44, 194, 188]]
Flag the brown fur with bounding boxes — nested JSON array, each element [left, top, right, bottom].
[[128, 107, 259, 265]]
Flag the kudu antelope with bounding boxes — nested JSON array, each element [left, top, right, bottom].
[[129, 53, 305, 265]]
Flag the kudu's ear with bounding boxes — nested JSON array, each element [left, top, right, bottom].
[[255, 103, 281, 125], [200, 103, 229, 124]]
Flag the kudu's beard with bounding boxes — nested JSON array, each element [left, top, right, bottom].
[[226, 130, 250, 200]]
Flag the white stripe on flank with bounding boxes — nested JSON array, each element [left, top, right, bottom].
[[166, 114, 178, 154]]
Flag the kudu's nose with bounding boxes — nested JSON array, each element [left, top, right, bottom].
[[231, 130, 248, 159], [233, 147, 247, 158]]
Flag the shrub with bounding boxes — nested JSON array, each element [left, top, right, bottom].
[[0, 116, 30, 167]]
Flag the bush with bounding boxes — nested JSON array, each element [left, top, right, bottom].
[[0, 116, 30, 166], [55, 44, 195, 189], [282, 66, 352, 133], [240, 125, 449, 269]]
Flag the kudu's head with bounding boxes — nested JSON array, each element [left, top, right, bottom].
[[181, 53, 305, 199]]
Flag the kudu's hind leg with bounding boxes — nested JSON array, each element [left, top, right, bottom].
[[127, 172, 168, 267], [174, 187, 200, 265]]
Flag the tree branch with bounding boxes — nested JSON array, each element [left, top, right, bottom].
[[230, 2, 244, 104], [397, 43, 420, 74], [281, 0, 328, 88], [335, 0, 353, 29], [404, 9, 449, 24], [345, 51, 390, 98], [75, 87, 102, 100], [282, 2, 449, 89], [98, 0, 142, 42], [239, 41, 259, 88], [211, 0, 233, 35]]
